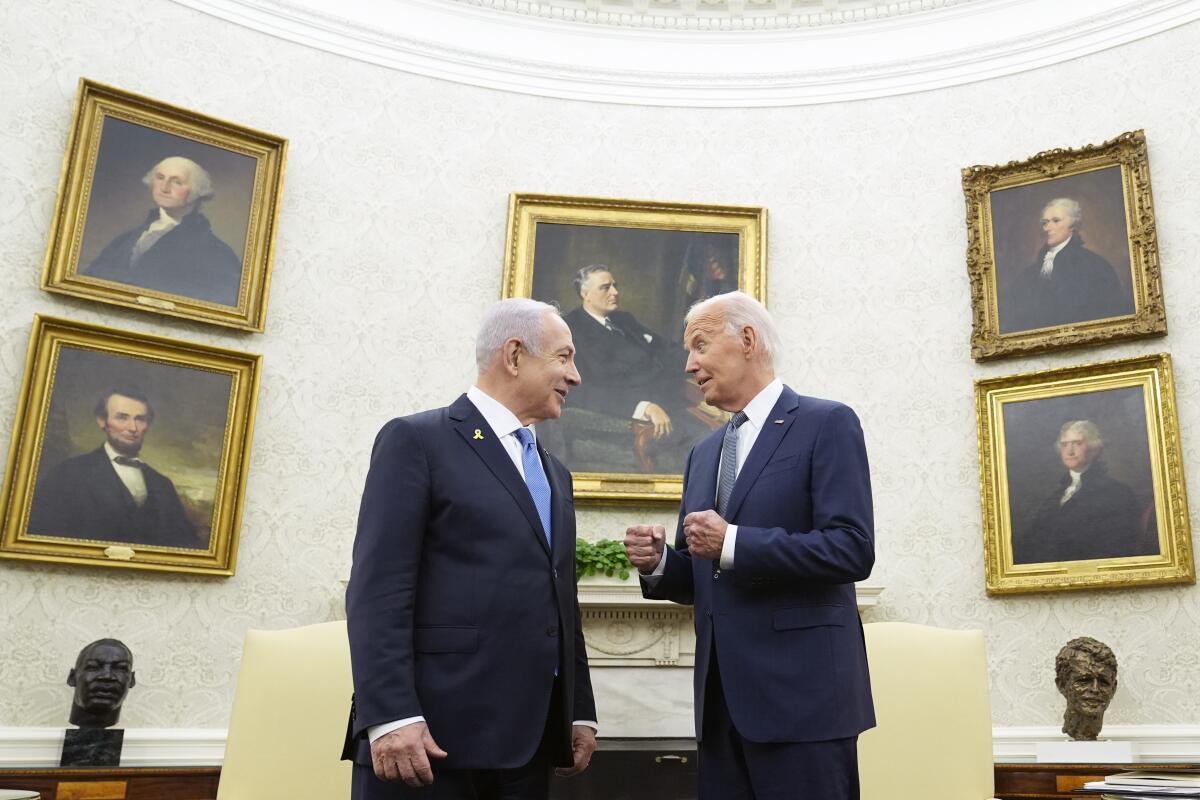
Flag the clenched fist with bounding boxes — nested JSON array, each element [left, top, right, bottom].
[[624, 524, 666, 573]]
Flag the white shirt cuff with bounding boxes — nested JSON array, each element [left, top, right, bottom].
[[368, 716, 425, 743], [573, 720, 598, 731], [719, 524, 738, 570], [633, 400, 651, 420], [640, 547, 668, 586]]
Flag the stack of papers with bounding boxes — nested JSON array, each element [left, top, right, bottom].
[[1080, 769, 1200, 798]]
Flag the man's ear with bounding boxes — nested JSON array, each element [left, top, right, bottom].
[[94, 416, 107, 431], [67, 668, 77, 688], [502, 339, 522, 376], [740, 326, 758, 359], [129, 672, 136, 689]]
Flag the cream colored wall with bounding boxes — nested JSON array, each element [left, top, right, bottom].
[[3, 0, 1200, 732]]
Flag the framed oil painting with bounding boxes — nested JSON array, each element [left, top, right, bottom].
[[964, 130, 1165, 360], [976, 353, 1191, 595], [503, 193, 766, 502], [41, 79, 287, 332], [0, 316, 261, 575]]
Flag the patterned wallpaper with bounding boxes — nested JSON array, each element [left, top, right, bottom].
[[3, 0, 1200, 732]]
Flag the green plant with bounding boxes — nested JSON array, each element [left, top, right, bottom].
[[575, 537, 633, 580]]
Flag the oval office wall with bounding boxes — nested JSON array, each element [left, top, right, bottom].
[[4, 0, 1200, 771]]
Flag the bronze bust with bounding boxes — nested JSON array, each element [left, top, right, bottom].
[[1054, 637, 1117, 741], [67, 638, 136, 729]]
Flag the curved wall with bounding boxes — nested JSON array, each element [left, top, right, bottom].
[[3, 0, 1200, 749]]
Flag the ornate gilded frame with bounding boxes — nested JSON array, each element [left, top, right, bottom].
[[964, 130, 1165, 360], [976, 353, 1191, 595], [0, 316, 261, 576], [503, 193, 766, 503], [41, 79, 287, 332]]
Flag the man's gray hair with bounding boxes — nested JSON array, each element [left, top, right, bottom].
[[686, 291, 782, 367], [142, 156, 215, 203], [572, 264, 611, 296], [1058, 420, 1103, 450], [1044, 197, 1082, 229], [475, 297, 561, 372]]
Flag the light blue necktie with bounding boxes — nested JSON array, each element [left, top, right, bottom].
[[514, 427, 552, 547], [717, 411, 749, 517]]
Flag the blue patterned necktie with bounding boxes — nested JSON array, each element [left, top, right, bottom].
[[514, 427, 552, 547], [717, 411, 749, 517]]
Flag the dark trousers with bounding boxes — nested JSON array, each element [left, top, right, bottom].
[[699, 646, 860, 800], [351, 680, 566, 800]]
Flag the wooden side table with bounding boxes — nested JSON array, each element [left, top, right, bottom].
[[0, 768, 220, 800], [995, 762, 1199, 799]]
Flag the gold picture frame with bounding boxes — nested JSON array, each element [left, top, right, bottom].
[[0, 316, 261, 576], [503, 192, 766, 503], [976, 353, 1191, 595], [41, 78, 287, 332], [964, 130, 1165, 361]]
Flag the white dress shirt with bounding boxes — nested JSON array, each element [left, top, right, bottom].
[[1060, 469, 1084, 505], [104, 441, 148, 506], [368, 386, 597, 743], [643, 378, 784, 579], [131, 208, 181, 263], [1040, 236, 1072, 277]]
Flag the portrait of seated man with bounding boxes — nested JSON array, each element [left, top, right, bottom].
[[28, 386, 201, 549], [1011, 419, 1157, 564], [82, 156, 243, 306], [1000, 197, 1135, 334], [560, 264, 719, 473]]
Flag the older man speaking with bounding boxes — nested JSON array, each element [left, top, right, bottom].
[[625, 291, 876, 800], [344, 298, 597, 800], [83, 155, 242, 306]]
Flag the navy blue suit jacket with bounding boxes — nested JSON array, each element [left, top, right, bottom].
[[344, 395, 596, 770], [644, 386, 875, 743]]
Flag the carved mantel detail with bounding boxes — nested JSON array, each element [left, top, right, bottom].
[[579, 580, 883, 668]]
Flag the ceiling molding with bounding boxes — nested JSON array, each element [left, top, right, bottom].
[[171, 0, 1200, 106]]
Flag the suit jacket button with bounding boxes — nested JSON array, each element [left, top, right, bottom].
[[546, 626, 558, 636], [553, 569, 558, 580], [713, 569, 721, 579]]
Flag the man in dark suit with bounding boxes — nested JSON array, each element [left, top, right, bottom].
[[83, 156, 242, 306], [1000, 198, 1134, 334], [563, 264, 715, 468], [1012, 420, 1156, 564], [344, 298, 597, 799], [625, 291, 875, 799], [28, 387, 199, 549]]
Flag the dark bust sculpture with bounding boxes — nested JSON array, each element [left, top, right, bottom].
[[68, 638, 136, 728], [62, 639, 136, 767], [1055, 637, 1117, 741]]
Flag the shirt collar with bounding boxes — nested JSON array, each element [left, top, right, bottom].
[[739, 378, 784, 431], [103, 441, 141, 463], [467, 385, 530, 441], [1047, 235, 1072, 258], [583, 308, 609, 327]]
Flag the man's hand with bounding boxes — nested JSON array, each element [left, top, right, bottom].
[[555, 725, 597, 777], [643, 403, 673, 439], [370, 722, 448, 787], [683, 510, 727, 560], [625, 524, 666, 573]]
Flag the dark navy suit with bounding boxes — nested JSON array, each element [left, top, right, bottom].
[[343, 394, 595, 798], [644, 386, 875, 797]]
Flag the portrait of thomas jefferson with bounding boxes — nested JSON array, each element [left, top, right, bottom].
[[82, 155, 243, 306], [28, 386, 200, 549], [1010, 419, 1158, 565]]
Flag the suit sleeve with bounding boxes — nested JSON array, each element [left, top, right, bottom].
[[733, 404, 875, 584], [641, 451, 697, 606], [345, 419, 431, 738], [569, 472, 598, 721]]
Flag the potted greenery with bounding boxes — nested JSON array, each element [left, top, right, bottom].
[[575, 537, 633, 581]]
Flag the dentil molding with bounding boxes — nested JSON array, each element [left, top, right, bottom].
[[170, 0, 1200, 105]]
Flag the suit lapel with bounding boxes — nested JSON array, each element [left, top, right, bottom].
[[91, 447, 138, 513], [724, 387, 799, 521], [449, 395, 550, 557], [689, 431, 722, 511], [544, 452, 572, 567]]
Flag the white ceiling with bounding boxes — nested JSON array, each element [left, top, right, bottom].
[[174, 0, 1200, 105]]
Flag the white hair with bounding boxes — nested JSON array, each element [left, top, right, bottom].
[[475, 298, 561, 372], [1043, 197, 1082, 229], [686, 291, 781, 367], [1058, 420, 1103, 450], [142, 156, 214, 203]]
